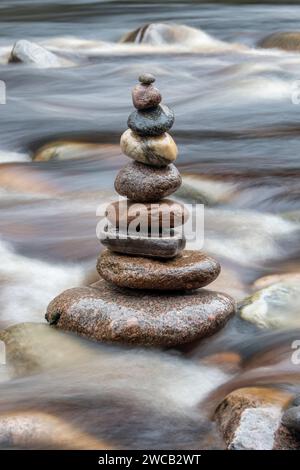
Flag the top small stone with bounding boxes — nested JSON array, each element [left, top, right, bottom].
[[139, 73, 155, 85]]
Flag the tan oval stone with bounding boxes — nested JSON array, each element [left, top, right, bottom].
[[120, 129, 177, 167]]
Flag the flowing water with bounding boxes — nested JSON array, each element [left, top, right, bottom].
[[0, 1, 300, 449]]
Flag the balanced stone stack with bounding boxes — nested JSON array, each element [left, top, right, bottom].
[[46, 74, 235, 347]]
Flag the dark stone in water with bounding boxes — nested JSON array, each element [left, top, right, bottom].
[[282, 406, 300, 432], [97, 249, 221, 290], [258, 32, 300, 51], [293, 395, 300, 407], [114, 161, 181, 202], [128, 104, 174, 137], [45, 279, 235, 347], [100, 225, 186, 258]]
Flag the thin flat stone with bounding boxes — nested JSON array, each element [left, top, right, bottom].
[[45, 279, 235, 347], [114, 162, 181, 202], [97, 249, 221, 290], [120, 129, 177, 167], [100, 225, 186, 258], [127, 104, 174, 137]]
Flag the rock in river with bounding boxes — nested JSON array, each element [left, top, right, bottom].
[[282, 406, 300, 432], [45, 279, 235, 347], [114, 161, 181, 202], [258, 32, 300, 52], [9, 40, 72, 68], [97, 249, 221, 290], [239, 280, 300, 329]]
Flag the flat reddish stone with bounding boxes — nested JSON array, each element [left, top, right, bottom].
[[97, 249, 221, 290], [45, 278, 235, 347]]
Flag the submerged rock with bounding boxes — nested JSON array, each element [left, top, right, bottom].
[[45, 279, 235, 347], [9, 40, 73, 68], [120, 23, 229, 52], [215, 387, 292, 450], [253, 272, 300, 290], [177, 174, 237, 206], [282, 406, 300, 432], [97, 249, 221, 290], [0, 411, 111, 450], [0, 323, 95, 377], [33, 141, 118, 162], [258, 32, 300, 52], [239, 281, 300, 329]]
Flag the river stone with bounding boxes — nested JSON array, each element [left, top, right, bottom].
[[132, 83, 161, 110], [282, 406, 300, 432], [105, 198, 188, 232], [45, 279, 235, 346], [215, 387, 292, 450], [114, 161, 181, 202], [239, 280, 300, 329], [100, 225, 185, 258], [120, 129, 177, 167], [9, 40, 72, 68], [258, 32, 300, 52], [127, 104, 174, 137], [97, 249, 221, 290]]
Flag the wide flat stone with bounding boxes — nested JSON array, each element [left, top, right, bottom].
[[115, 161, 181, 202], [120, 129, 177, 167], [127, 104, 174, 137], [97, 249, 221, 290], [100, 225, 186, 258], [45, 279, 235, 346]]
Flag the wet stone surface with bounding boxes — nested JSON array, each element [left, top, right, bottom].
[[97, 249, 221, 290], [45, 278, 235, 347]]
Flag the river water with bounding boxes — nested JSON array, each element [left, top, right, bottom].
[[0, 1, 299, 449]]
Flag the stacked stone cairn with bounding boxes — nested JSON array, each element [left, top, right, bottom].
[[46, 74, 235, 347]]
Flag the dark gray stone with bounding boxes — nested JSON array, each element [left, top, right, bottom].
[[100, 225, 186, 258], [282, 406, 300, 432], [128, 104, 174, 137]]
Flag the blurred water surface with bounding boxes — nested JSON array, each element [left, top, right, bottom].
[[0, 1, 300, 449]]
